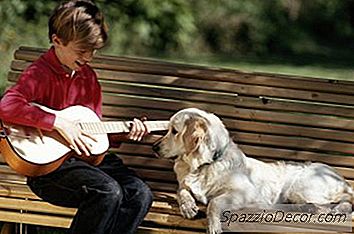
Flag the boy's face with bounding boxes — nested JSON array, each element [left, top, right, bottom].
[[52, 35, 96, 71]]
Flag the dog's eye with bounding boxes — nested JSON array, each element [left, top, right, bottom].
[[171, 127, 178, 135]]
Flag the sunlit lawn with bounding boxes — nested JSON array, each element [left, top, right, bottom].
[[1, 49, 354, 95], [165, 54, 354, 81]]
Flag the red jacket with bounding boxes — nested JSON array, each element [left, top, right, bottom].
[[0, 47, 102, 131]]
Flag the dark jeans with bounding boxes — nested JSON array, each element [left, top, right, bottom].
[[27, 153, 153, 234]]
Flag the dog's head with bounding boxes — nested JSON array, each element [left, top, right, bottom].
[[153, 108, 230, 170]]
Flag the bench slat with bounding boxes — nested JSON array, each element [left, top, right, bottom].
[[116, 143, 354, 168], [0, 196, 76, 216], [14, 47, 354, 96], [119, 154, 173, 169], [240, 145, 354, 167], [232, 132, 354, 155], [0, 195, 184, 217], [145, 181, 177, 192], [136, 227, 204, 234], [10, 60, 354, 106], [100, 98, 354, 134], [103, 91, 354, 119], [0, 207, 205, 230], [8, 70, 238, 106], [0, 210, 206, 230], [100, 106, 354, 156], [0, 210, 72, 228], [79, 76, 354, 107], [9, 68, 354, 119], [102, 95, 354, 144], [102, 105, 354, 132], [144, 212, 205, 229], [120, 154, 354, 179], [0, 182, 37, 199]]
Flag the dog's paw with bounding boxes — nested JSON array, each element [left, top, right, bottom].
[[179, 199, 199, 219], [332, 201, 352, 214], [207, 224, 222, 234], [178, 189, 199, 219], [207, 217, 223, 234]]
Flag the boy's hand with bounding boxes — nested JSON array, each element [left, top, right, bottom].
[[53, 116, 96, 156], [127, 118, 150, 141]]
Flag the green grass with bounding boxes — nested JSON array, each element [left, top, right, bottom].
[[161, 53, 354, 81]]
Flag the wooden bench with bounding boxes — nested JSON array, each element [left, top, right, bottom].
[[0, 46, 353, 233]]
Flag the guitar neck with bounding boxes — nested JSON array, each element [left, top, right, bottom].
[[79, 120, 169, 134]]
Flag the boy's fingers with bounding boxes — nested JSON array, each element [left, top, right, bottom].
[[130, 119, 140, 141], [128, 121, 137, 140], [127, 118, 149, 141], [135, 118, 147, 141], [139, 121, 147, 141], [139, 116, 150, 134], [77, 136, 91, 156], [82, 130, 98, 142], [136, 119, 146, 141], [70, 141, 81, 155]]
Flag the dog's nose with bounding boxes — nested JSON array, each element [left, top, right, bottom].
[[152, 143, 160, 152]]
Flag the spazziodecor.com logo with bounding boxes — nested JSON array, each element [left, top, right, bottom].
[[220, 204, 352, 232]]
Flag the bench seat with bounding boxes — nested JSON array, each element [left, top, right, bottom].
[[0, 46, 353, 233]]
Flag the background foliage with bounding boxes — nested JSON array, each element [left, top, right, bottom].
[[0, 0, 353, 91]]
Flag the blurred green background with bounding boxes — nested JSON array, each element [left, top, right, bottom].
[[1, 0, 354, 95]]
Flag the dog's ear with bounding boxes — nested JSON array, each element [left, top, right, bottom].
[[183, 117, 208, 153]]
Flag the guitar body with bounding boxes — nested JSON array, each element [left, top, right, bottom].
[[0, 106, 109, 177]]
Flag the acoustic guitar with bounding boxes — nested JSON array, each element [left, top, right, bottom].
[[0, 105, 168, 177]]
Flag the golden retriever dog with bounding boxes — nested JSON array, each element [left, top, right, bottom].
[[153, 108, 353, 234]]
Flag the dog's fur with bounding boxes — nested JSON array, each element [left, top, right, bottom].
[[153, 108, 354, 234]]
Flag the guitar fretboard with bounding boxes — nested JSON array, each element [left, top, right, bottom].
[[79, 121, 169, 134]]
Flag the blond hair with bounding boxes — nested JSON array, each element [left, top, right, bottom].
[[48, 0, 108, 50]]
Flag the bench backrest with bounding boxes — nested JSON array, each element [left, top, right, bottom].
[[5, 46, 354, 191]]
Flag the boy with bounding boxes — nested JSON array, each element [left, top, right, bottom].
[[0, 1, 153, 233]]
